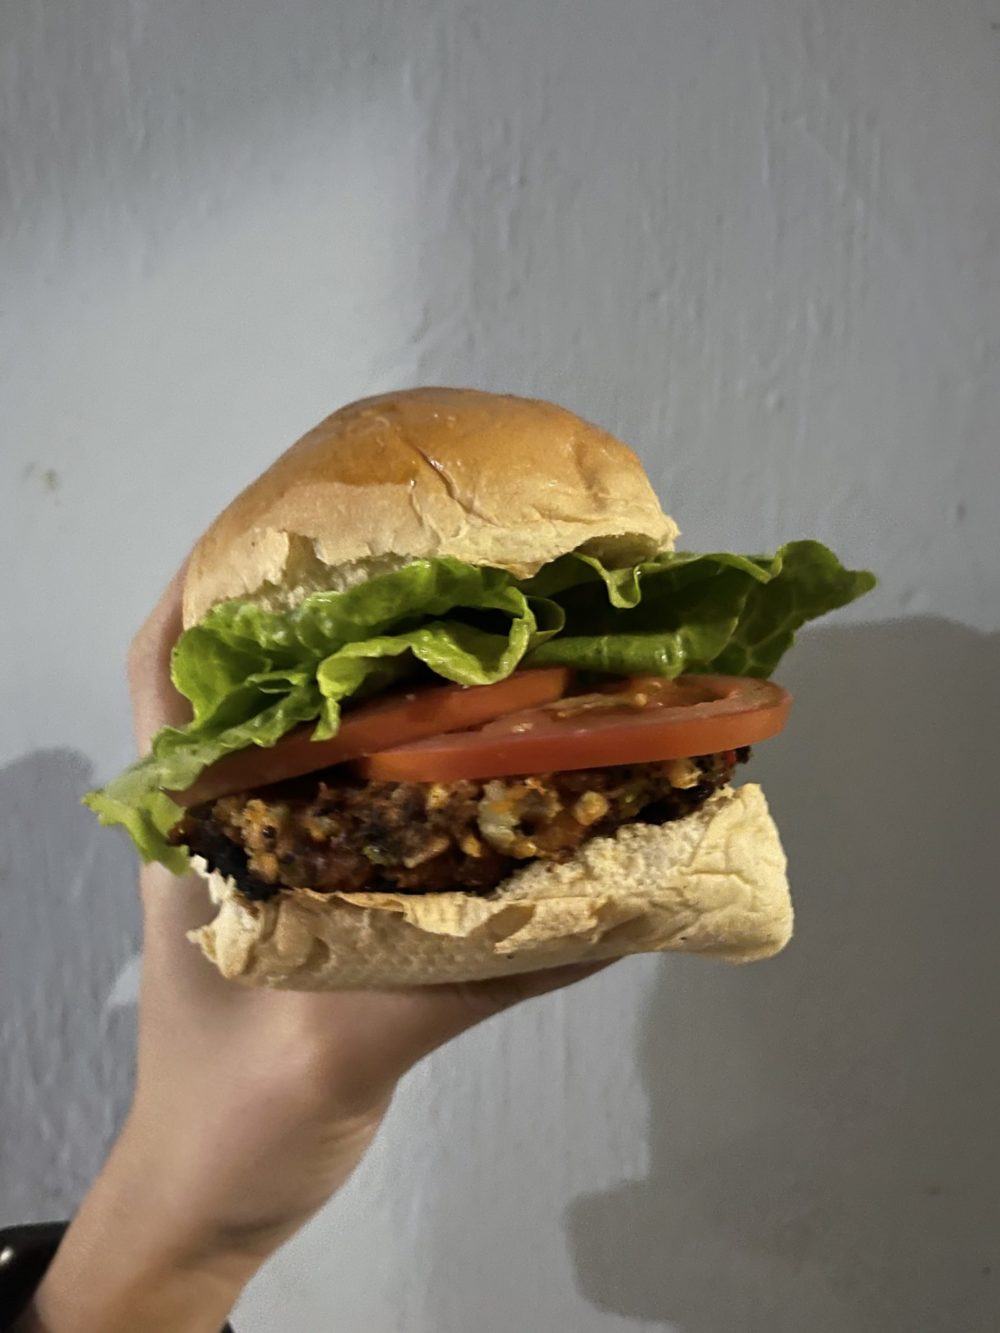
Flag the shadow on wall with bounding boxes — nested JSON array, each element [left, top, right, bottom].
[[568, 618, 1000, 1333], [0, 750, 140, 1223]]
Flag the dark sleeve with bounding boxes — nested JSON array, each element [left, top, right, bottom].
[[0, 1223, 235, 1331]]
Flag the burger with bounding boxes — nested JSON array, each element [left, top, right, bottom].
[[86, 388, 874, 989]]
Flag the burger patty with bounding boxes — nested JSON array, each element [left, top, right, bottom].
[[171, 749, 749, 903]]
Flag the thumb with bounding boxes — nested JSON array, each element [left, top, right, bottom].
[[128, 563, 191, 751]]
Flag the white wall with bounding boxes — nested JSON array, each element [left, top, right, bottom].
[[3, 2, 998, 1330]]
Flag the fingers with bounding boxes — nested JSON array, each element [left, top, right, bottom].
[[377, 957, 625, 1066], [502, 957, 621, 997], [452, 956, 622, 1019], [128, 563, 192, 749]]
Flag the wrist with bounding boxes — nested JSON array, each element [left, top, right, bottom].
[[26, 1128, 257, 1333], [25, 1259, 241, 1333]]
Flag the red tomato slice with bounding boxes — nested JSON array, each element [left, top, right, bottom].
[[170, 668, 572, 806], [355, 675, 791, 783]]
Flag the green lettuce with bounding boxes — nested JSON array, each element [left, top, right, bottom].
[[85, 542, 874, 868], [525, 541, 873, 677]]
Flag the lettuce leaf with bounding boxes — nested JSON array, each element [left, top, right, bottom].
[[84, 542, 874, 867], [526, 541, 874, 677]]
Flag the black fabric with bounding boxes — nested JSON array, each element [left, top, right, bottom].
[[0, 1222, 235, 1331], [0, 1223, 68, 1330]]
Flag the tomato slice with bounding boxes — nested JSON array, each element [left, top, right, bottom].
[[169, 668, 572, 806], [355, 675, 791, 783]]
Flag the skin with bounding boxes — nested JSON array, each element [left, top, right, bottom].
[[18, 568, 614, 1333]]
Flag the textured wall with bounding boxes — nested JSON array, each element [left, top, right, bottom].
[[2, 2, 998, 1330]]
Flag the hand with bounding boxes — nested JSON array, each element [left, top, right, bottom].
[[24, 566, 614, 1332]]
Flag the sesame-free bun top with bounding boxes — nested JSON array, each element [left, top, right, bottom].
[[182, 387, 678, 627]]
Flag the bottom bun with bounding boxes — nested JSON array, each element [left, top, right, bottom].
[[189, 783, 791, 990]]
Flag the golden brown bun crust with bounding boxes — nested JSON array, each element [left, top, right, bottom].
[[182, 387, 678, 627], [189, 785, 791, 990]]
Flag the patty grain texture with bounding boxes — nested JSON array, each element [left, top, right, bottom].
[[173, 752, 746, 902], [189, 783, 792, 989]]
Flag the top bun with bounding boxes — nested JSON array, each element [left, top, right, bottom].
[[182, 387, 678, 627]]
